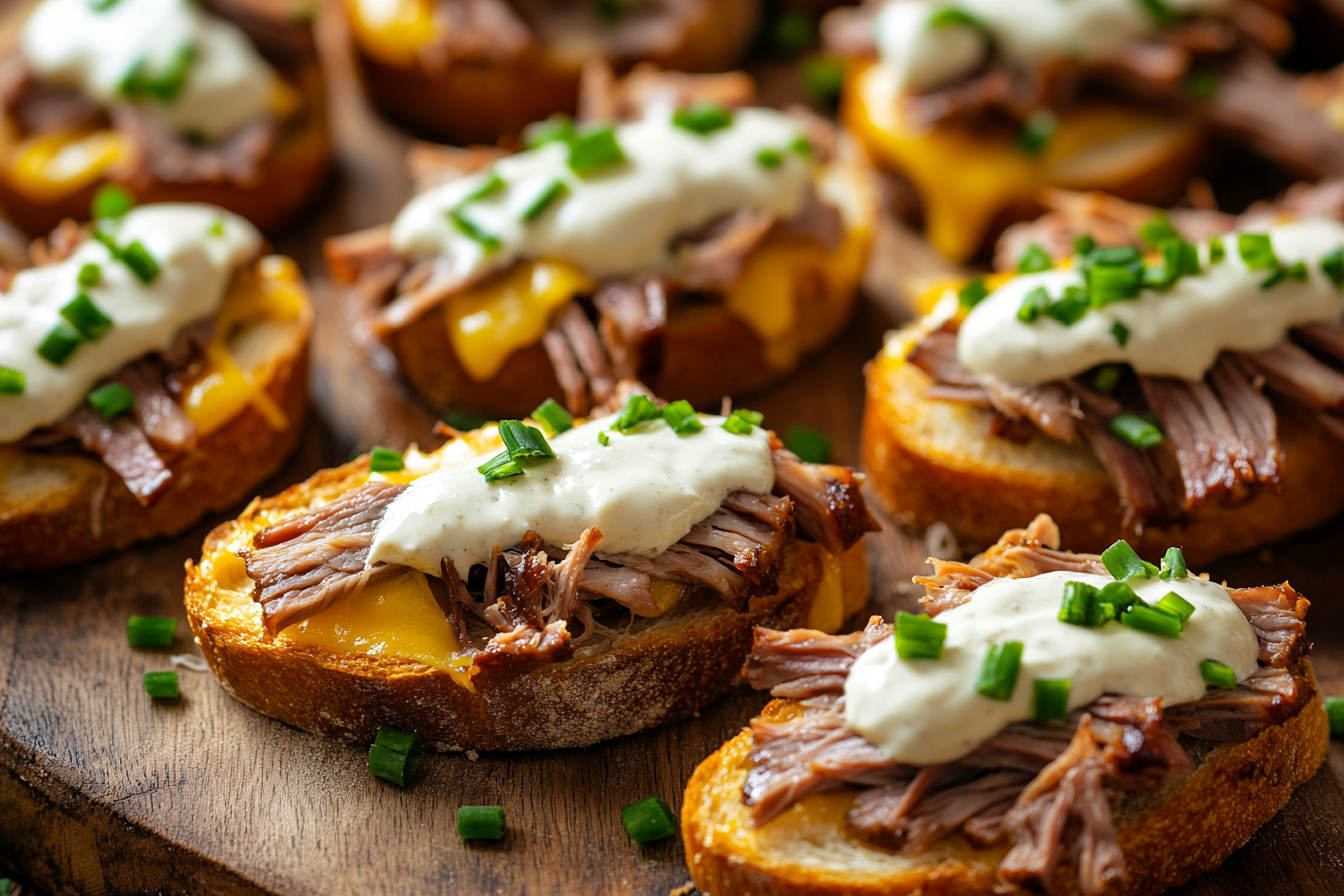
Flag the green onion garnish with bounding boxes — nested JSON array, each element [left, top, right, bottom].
[[1260, 267, 1287, 290], [1087, 264, 1141, 306], [928, 7, 983, 28], [1287, 260, 1308, 282], [1322, 249, 1344, 289], [613, 394, 662, 433], [0, 367, 24, 394], [1058, 580, 1100, 627], [78, 262, 101, 287], [662, 400, 703, 435], [1090, 245, 1142, 267], [461, 170, 505, 205], [1159, 546, 1187, 580], [523, 114, 577, 149], [1032, 679, 1071, 721], [144, 670, 180, 699], [756, 148, 783, 169], [521, 178, 568, 223], [443, 409, 488, 431], [673, 101, 734, 135], [958, 277, 988, 309], [119, 240, 159, 283], [207, 218, 225, 237], [498, 420, 556, 459], [1042, 286, 1089, 326], [1207, 235, 1225, 263], [369, 447, 404, 473], [449, 209, 501, 251], [1102, 539, 1158, 580], [1238, 233, 1278, 270], [367, 724, 424, 787], [1018, 110, 1057, 156], [567, 124, 626, 177], [1137, 0, 1177, 26], [722, 407, 764, 436], [1139, 213, 1178, 247], [1017, 285, 1048, 322], [1073, 234, 1096, 256], [457, 806, 506, 840], [120, 43, 196, 102], [598, 430, 610, 446], [60, 293, 114, 340], [1099, 580, 1143, 617], [1121, 604, 1182, 638], [622, 795, 677, 844], [1185, 70, 1219, 101], [1110, 413, 1164, 449], [1201, 659, 1238, 690], [478, 450, 524, 483], [37, 321, 84, 366], [0, 876, 12, 896], [1326, 697, 1344, 738], [1154, 591, 1195, 623], [1111, 321, 1130, 346], [783, 425, 830, 463], [791, 136, 814, 157], [799, 54, 844, 107], [91, 183, 135, 219], [1017, 244, 1052, 274], [1093, 365, 1122, 393], [127, 615, 176, 648], [89, 382, 135, 420], [532, 398, 573, 436], [895, 610, 946, 660], [769, 10, 813, 55], [976, 641, 1023, 701]]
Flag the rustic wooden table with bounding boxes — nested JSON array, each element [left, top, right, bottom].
[[3, 7, 1344, 896]]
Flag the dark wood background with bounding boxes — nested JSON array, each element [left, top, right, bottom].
[[3, 5, 1344, 895]]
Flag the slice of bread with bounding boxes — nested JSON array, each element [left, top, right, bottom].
[[682, 665, 1328, 896]]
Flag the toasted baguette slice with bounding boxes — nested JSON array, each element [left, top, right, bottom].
[[683, 669, 1328, 896], [0, 256, 313, 572], [860, 336, 1344, 565], [184, 452, 870, 751]]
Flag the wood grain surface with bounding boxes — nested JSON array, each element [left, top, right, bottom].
[[3, 5, 1344, 896]]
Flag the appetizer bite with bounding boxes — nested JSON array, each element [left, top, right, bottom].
[[683, 516, 1326, 896], [864, 186, 1344, 563], [184, 389, 876, 750], [0, 0, 331, 234], [0, 194, 313, 572], [326, 68, 876, 419], [343, 0, 761, 144]]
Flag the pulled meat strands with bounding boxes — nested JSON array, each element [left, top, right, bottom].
[[742, 617, 892, 699], [770, 445, 879, 555], [54, 406, 173, 505]]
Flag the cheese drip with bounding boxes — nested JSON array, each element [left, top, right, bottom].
[[845, 571, 1259, 765], [389, 108, 812, 285], [957, 219, 1344, 385], [367, 414, 775, 578], [0, 204, 262, 442], [873, 0, 1230, 95], [21, 0, 278, 141]]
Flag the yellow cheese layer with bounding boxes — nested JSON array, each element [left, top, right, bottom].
[[7, 130, 126, 201], [346, 0, 437, 65]]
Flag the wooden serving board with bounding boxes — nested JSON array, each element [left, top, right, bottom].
[[4, 8, 1344, 895]]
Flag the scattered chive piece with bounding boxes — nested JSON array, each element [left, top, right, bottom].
[[1058, 580, 1100, 627], [769, 9, 814, 56], [119, 241, 160, 283], [567, 124, 626, 177], [895, 611, 946, 661], [1326, 697, 1344, 738], [1093, 365, 1122, 394], [521, 178, 568, 223], [1154, 591, 1195, 623], [1102, 539, 1159, 580], [598, 430, 610, 447], [1018, 110, 1056, 156], [783, 425, 831, 463], [207, 218, 225, 237], [127, 615, 176, 648], [461, 170, 505, 205], [1017, 286, 1048, 323], [0, 877, 11, 896], [368, 446, 404, 473], [1207, 235, 1225, 263], [1042, 287, 1090, 326], [928, 7, 983, 28], [622, 795, 677, 844], [120, 43, 196, 102], [613, 394, 663, 433], [1110, 413, 1164, 449], [1287, 260, 1308, 282], [37, 321, 84, 366], [799, 54, 844, 107], [449, 209, 501, 251], [1073, 234, 1096, 256], [1137, 0, 1177, 26], [1322, 249, 1344, 289], [60, 293, 114, 340], [143, 670, 179, 699], [756, 148, 783, 169], [1017, 243, 1052, 274], [1237, 233, 1278, 270], [1201, 659, 1238, 690], [1090, 245, 1142, 266], [1159, 238, 1201, 285], [1087, 264, 1141, 306], [1111, 321, 1130, 346], [958, 277, 989, 309], [478, 450, 524, 483], [532, 398, 573, 436], [367, 724, 424, 787], [672, 101, 734, 135], [1185, 70, 1219, 101], [90, 0, 122, 10], [498, 420, 556, 459], [0, 367, 24, 394], [78, 262, 101, 287], [442, 409, 488, 432], [791, 136, 814, 157], [1032, 679, 1071, 722], [662, 400, 703, 435], [1159, 546, 1187, 580], [1139, 214, 1178, 247], [457, 806, 506, 840], [1099, 580, 1143, 617], [1121, 604, 1183, 638], [88, 382, 135, 420], [91, 183, 135, 219], [523, 114, 577, 149], [1260, 267, 1287, 290], [976, 641, 1024, 701], [723, 407, 764, 436]]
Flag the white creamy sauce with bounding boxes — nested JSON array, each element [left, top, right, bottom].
[[21, 0, 277, 141], [0, 204, 261, 442], [367, 414, 776, 578], [873, 0, 1229, 95], [957, 219, 1344, 385], [845, 571, 1259, 765], [389, 108, 812, 283]]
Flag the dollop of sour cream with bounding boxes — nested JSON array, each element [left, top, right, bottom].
[[21, 0, 278, 141], [389, 108, 812, 285], [367, 413, 776, 578], [845, 570, 1259, 765], [874, 0, 1229, 95], [957, 219, 1344, 385], [0, 204, 261, 443]]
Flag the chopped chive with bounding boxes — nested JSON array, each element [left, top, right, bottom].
[[1287, 260, 1308, 282], [1017, 285, 1049, 322], [369, 446, 404, 473], [0, 367, 24, 394], [756, 148, 783, 169], [799, 54, 844, 107], [127, 615, 176, 648], [119, 241, 160, 283], [613, 394, 662, 433], [37, 321, 84, 366], [768, 9, 813, 55], [143, 670, 179, 699], [458, 806, 506, 840], [1090, 245, 1142, 267], [1158, 238, 1200, 285], [521, 178, 568, 223], [1326, 697, 1344, 737], [1018, 110, 1057, 156], [498, 420, 555, 459], [928, 7, 983, 28], [1017, 243, 1052, 274], [1238, 233, 1278, 271], [91, 184, 135, 219], [567, 124, 625, 177], [1185, 70, 1219, 101], [1073, 234, 1097, 256], [523, 114, 576, 149], [1058, 581, 1100, 627], [449, 209, 501, 251], [783, 425, 830, 463], [207, 218, 225, 237], [1121, 604, 1182, 638], [367, 724, 423, 787], [1098, 581, 1142, 618], [532, 398, 573, 436], [442, 409, 488, 431], [460, 170, 505, 205], [958, 277, 989, 309], [1159, 546, 1187, 580], [976, 641, 1023, 701], [1093, 365, 1122, 394], [1087, 264, 1142, 306], [478, 450, 524, 483], [1111, 321, 1130, 346], [60, 293, 114, 340], [1042, 286, 1089, 326], [1260, 267, 1287, 290], [1201, 659, 1238, 690], [1102, 539, 1158, 580], [672, 101, 734, 135], [1110, 413, 1164, 449], [1032, 679, 1071, 722], [1137, 0, 1176, 26], [1154, 591, 1195, 623], [598, 430, 610, 446], [895, 611, 946, 660], [90, 0, 122, 10], [78, 262, 101, 287], [722, 407, 763, 436], [121, 43, 197, 102], [1322, 249, 1344, 289], [88, 382, 135, 420], [1139, 214, 1178, 247], [791, 136, 814, 157], [622, 795, 676, 844], [662, 400, 703, 435], [1207, 235, 1225, 263]]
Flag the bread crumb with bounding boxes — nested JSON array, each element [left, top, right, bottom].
[[466, 750, 479, 761]]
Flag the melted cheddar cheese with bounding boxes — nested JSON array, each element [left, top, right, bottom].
[[7, 129, 126, 200], [345, 0, 437, 65]]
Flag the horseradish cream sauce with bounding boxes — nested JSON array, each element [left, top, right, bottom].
[[845, 571, 1259, 765], [367, 414, 776, 579], [21, 0, 277, 141], [389, 109, 812, 284], [873, 0, 1230, 95], [957, 219, 1344, 385], [0, 204, 261, 442]]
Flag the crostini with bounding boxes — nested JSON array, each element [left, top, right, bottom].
[[683, 515, 1326, 896], [0, 0, 331, 235], [326, 67, 877, 420], [0, 194, 312, 572], [184, 388, 876, 750], [343, 0, 761, 144], [863, 185, 1344, 563]]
